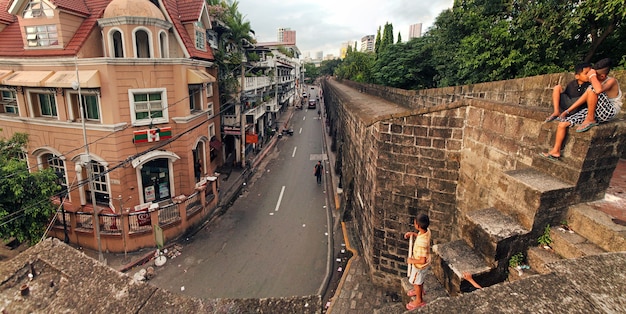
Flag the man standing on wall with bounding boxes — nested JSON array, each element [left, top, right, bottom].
[[314, 161, 323, 185]]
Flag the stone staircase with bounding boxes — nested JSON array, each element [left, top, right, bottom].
[[428, 167, 576, 296], [527, 203, 626, 277]]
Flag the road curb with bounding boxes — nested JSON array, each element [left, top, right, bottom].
[[327, 221, 358, 313]]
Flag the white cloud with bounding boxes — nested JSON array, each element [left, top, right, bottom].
[[237, 0, 454, 57]]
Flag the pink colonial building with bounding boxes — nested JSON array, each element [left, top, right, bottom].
[[0, 0, 223, 253]]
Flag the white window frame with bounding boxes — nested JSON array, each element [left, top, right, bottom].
[[27, 89, 58, 118], [208, 122, 216, 138], [0, 89, 18, 115], [132, 27, 153, 58], [108, 28, 126, 58], [194, 22, 205, 50], [66, 90, 101, 122], [86, 161, 110, 206], [205, 82, 213, 97], [22, 0, 54, 18], [25, 24, 59, 47], [158, 30, 169, 58], [207, 102, 214, 117], [129, 88, 168, 126]]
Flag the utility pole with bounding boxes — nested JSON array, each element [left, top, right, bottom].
[[74, 58, 104, 263], [240, 62, 246, 168]]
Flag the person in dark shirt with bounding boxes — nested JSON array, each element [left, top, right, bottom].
[[314, 161, 323, 184], [545, 62, 591, 122]]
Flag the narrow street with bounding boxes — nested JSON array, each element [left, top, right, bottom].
[[148, 86, 340, 300]]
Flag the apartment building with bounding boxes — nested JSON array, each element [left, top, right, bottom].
[[0, 0, 222, 252]]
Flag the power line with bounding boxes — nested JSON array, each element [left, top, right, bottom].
[[0, 100, 238, 226], [3, 87, 206, 179]]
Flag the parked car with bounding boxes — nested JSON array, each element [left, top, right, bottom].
[[303, 92, 307, 98]]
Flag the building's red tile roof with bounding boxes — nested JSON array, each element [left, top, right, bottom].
[[52, 0, 90, 16], [0, 0, 213, 61], [0, 0, 15, 24], [0, 0, 109, 57], [162, 0, 213, 60], [176, 0, 202, 22]]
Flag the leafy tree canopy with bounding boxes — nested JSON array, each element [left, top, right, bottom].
[[340, 0, 625, 89], [0, 132, 58, 245]]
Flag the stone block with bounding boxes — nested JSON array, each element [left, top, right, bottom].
[[462, 207, 530, 265], [431, 240, 491, 296], [550, 226, 605, 259], [566, 203, 626, 252], [526, 246, 561, 275], [499, 168, 575, 230]]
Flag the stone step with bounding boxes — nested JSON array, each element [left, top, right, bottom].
[[527, 246, 561, 275], [507, 265, 540, 282], [566, 203, 626, 252], [399, 272, 449, 306], [431, 240, 492, 296], [550, 225, 606, 259], [496, 168, 575, 230], [462, 207, 530, 265]]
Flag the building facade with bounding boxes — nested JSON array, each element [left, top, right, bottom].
[[277, 27, 295, 45], [0, 0, 223, 253], [360, 35, 374, 53], [408, 23, 422, 39]]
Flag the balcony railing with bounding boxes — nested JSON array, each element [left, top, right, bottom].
[[52, 184, 219, 252], [185, 191, 202, 217]]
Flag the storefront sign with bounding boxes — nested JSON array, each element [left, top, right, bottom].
[[133, 127, 172, 144]]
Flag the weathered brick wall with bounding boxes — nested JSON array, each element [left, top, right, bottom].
[[342, 70, 626, 110], [325, 70, 626, 290], [324, 80, 467, 288]]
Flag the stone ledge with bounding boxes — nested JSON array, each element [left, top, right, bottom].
[[463, 207, 529, 264], [566, 203, 626, 252], [527, 246, 561, 275], [550, 226, 605, 259]]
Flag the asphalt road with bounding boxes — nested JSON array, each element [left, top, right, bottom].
[[149, 86, 333, 299]]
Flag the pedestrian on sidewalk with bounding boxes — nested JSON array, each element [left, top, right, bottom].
[[404, 214, 431, 310], [314, 161, 323, 184]]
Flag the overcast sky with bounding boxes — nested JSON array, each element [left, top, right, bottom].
[[237, 0, 454, 58]]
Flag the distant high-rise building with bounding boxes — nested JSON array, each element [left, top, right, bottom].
[[361, 35, 375, 52], [314, 51, 323, 60], [278, 27, 296, 44], [409, 23, 422, 39], [340, 41, 355, 59]]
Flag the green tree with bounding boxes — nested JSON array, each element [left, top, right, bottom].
[[374, 26, 381, 55], [0, 132, 58, 245], [210, 0, 256, 107], [304, 62, 320, 81], [378, 22, 394, 55], [319, 58, 342, 77], [335, 50, 374, 82], [397, 32, 402, 44], [372, 39, 437, 89]]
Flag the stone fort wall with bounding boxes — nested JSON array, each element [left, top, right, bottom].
[[323, 70, 626, 289]]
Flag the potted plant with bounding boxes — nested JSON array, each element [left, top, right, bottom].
[[538, 224, 552, 249]]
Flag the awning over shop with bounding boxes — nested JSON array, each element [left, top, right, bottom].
[[209, 139, 222, 150], [44, 70, 101, 88], [1, 71, 54, 87], [187, 69, 216, 84], [0, 70, 13, 81]]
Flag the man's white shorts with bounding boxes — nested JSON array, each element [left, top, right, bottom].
[[408, 266, 428, 285]]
